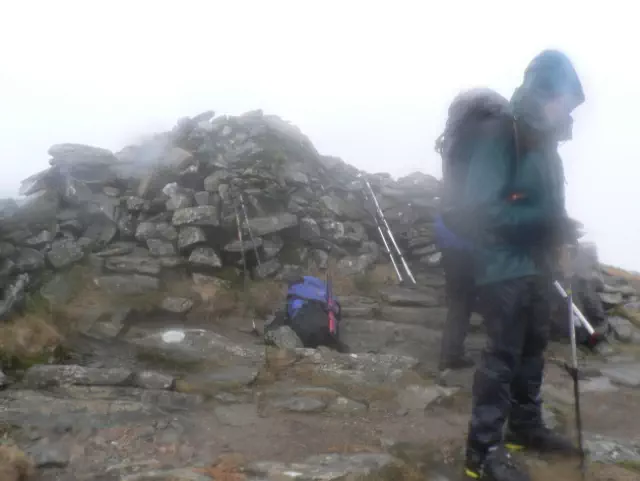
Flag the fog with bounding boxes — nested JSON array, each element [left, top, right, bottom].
[[0, 1, 637, 270]]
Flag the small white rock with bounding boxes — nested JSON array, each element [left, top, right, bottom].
[[161, 329, 186, 343]]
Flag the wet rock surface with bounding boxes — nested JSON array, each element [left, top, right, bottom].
[[379, 286, 439, 307], [599, 364, 640, 388], [0, 317, 639, 481], [23, 365, 135, 388]]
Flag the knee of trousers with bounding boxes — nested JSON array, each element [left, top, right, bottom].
[[473, 355, 518, 403], [479, 348, 521, 382], [515, 356, 545, 381], [521, 333, 549, 358]]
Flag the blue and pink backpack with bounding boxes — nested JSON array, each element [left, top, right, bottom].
[[285, 276, 342, 348]]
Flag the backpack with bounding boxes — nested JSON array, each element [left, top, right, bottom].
[[285, 276, 342, 349], [435, 88, 519, 237]]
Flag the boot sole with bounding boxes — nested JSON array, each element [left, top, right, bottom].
[[505, 443, 525, 452], [464, 468, 481, 479]]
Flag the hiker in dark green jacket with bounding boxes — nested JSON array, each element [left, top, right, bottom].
[[461, 50, 585, 481]]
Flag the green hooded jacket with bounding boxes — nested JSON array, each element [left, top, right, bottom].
[[460, 50, 585, 286]]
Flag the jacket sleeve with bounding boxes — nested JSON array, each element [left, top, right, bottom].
[[461, 134, 558, 244]]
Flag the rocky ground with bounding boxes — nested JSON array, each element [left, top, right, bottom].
[[1, 287, 640, 481], [1, 110, 640, 480]]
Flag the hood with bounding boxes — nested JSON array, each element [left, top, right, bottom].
[[511, 50, 585, 137]]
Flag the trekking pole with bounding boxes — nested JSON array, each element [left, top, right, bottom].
[[362, 178, 417, 284], [565, 284, 587, 479], [554, 280, 604, 348], [361, 183, 404, 283], [235, 203, 258, 335], [238, 192, 262, 268]]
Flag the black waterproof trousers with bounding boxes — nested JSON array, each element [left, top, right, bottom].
[[438, 248, 476, 369], [467, 276, 552, 454]]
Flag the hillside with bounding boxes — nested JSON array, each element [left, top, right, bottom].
[[0, 110, 639, 481]]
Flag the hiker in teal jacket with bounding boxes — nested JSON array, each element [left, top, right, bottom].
[[462, 115, 570, 285], [462, 50, 585, 481]]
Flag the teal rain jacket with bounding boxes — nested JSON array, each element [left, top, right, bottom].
[[459, 50, 585, 285]]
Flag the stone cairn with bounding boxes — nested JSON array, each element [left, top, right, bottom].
[[0, 109, 637, 326]]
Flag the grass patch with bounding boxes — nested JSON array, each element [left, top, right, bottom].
[[352, 273, 375, 294], [616, 459, 640, 473], [0, 264, 114, 369], [0, 423, 20, 442], [101, 290, 166, 313], [277, 242, 306, 265], [611, 304, 640, 329], [0, 255, 398, 370], [193, 280, 240, 322], [195, 260, 394, 322], [213, 266, 243, 286], [0, 444, 34, 481], [309, 261, 397, 298], [243, 280, 286, 318], [0, 310, 64, 370], [601, 264, 640, 283], [190, 273, 285, 321]]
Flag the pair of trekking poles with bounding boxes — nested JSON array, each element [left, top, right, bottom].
[[233, 191, 261, 271], [232, 191, 262, 334], [358, 175, 417, 285]]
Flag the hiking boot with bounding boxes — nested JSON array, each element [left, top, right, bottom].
[[465, 446, 530, 481], [505, 426, 579, 456], [438, 355, 475, 371]]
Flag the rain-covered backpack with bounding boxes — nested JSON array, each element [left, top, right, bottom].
[[434, 88, 519, 238], [285, 276, 342, 349]]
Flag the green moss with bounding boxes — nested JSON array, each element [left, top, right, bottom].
[[22, 292, 51, 316], [0, 287, 73, 374], [36, 268, 56, 287], [0, 423, 20, 445], [353, 273, 375, 295], [215, 266, 243, 287], [616, 459, 640, 473], [66, 263, 94, 288], [612, 304, 640, 329], [0, 345, 69, 373], [278, 241, 305, 265], [113, 291, 164, 311]]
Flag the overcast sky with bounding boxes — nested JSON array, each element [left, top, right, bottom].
[[0, 1, 637, 270]]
